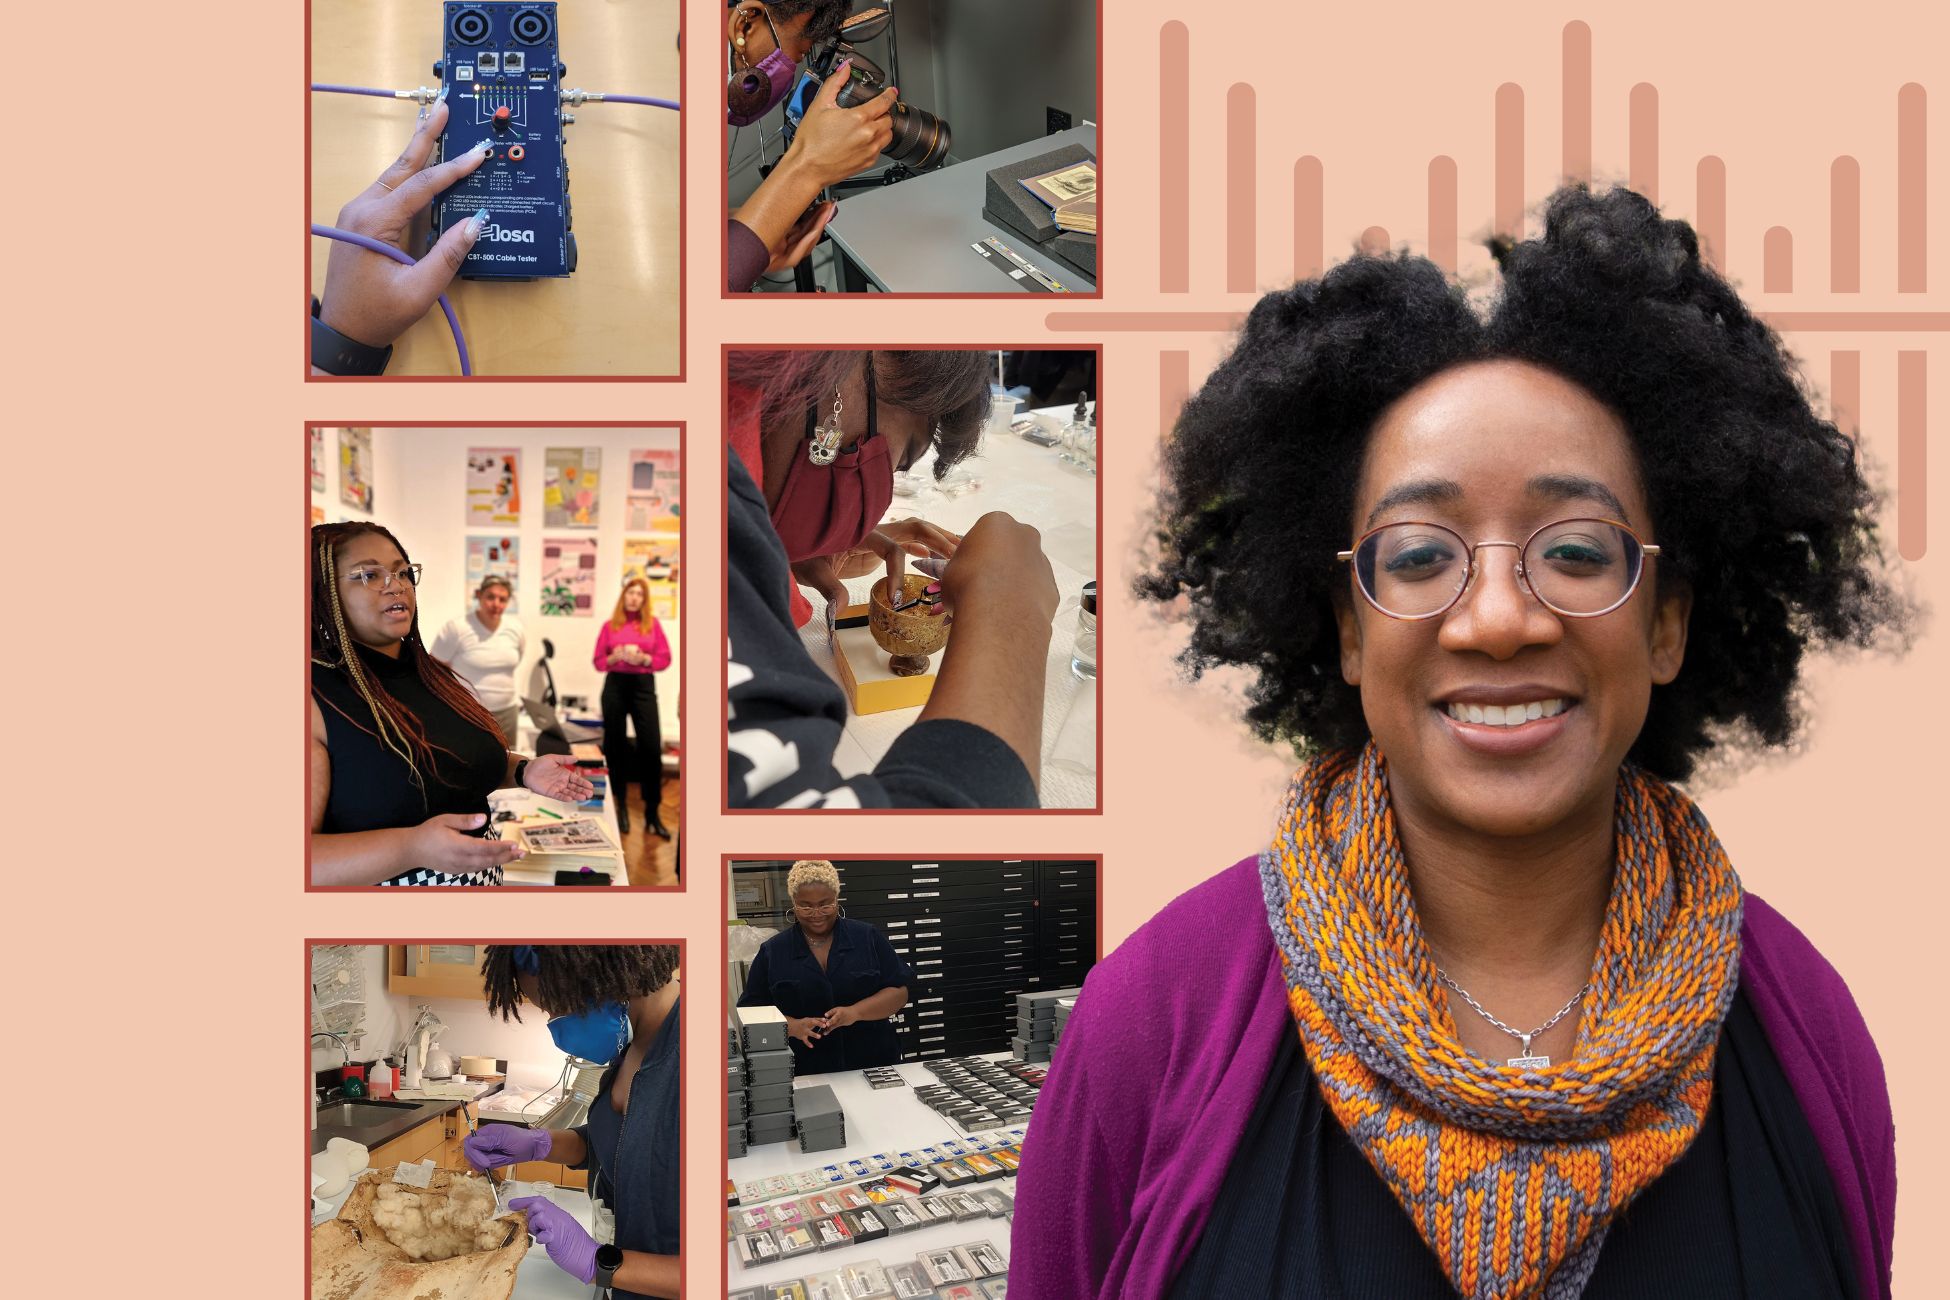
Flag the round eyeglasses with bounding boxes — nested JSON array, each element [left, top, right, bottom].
[[1337, 518, 1660, 621]]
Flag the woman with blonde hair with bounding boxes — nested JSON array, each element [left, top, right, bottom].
[[737, 860, 912, 1075], [594, 576, 672, 838]]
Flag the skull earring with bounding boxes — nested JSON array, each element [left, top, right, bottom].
[[809, 391, 845, 466]]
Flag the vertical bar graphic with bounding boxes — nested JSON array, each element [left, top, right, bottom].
[[1897, 84, 1927, 292], [1831, 157, 1862, 293], [1830, 350, 1861, 439], [1697, 157, 1727, 271], [1161, 351, 1191, 438], [1562, 22, 1592, 183], [1227, 84, 1258, 293], [1763, 228, 1794, 292], [1160, 23, 1191, 294], [1495, 83, 1525, 240], [1429, 157, 1459, 274], [1359, 227, 1391, 255], [1897, 351, 1926, 559], [1295, 157, 1325, 281], [1630, 83, 1660, 204]]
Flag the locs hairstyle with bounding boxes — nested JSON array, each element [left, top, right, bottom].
[[1140, 185, 1910, 781], [482, 945, 681, 1020], [752, 0, 851, 47], [727, 349, 993, 480], [310, 522, 509, 795]]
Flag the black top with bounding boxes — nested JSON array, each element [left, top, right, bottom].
[[737, 918, 916, 1074], [1168, 988, 1860, 1300], [725, 451, 1038, 809], [570, 996, 681, 1298], [312, 643, 507, 886]]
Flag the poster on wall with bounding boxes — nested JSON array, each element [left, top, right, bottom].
[[465, 536, 521, 613], [310, 428, 326, 494], [625, 447, 681, 531], [466, 448, 521, 526], [543, 447, 602, 529], [539, 536, 598, 617], [622, 534, 682, 623], [338, 428, 373, 513], [311, 505, 325, 526]]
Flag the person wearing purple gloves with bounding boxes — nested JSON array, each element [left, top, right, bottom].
[[462, 945, 681, 1299]]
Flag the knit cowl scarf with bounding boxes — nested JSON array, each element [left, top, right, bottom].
[[1259, 744, 1744, 1299]]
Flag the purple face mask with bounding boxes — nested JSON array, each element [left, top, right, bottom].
[[727, 7, 797, 126]]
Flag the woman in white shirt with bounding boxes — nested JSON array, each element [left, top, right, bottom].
[[431, 575, 527, 741]]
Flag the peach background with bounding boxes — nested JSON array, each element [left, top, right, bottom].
[[12, 2, 1940, 1296]]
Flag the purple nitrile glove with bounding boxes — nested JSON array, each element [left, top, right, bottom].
[[508, 1195, 599, 1284], [462, 1124, 553, 1171]]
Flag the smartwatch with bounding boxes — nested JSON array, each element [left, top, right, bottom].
[[310, 298, 393, 375], [512, 757, 531, 790], [591, 1242, 623, 1289]]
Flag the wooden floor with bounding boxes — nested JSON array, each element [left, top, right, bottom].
[[618, 774, 682, 887]]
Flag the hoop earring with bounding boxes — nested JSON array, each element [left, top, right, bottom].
[[809, 390, 845, 466]]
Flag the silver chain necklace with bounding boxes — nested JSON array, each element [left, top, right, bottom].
[[1436, 968, 1591, 1068]]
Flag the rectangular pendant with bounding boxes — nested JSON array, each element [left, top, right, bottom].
[[1507, 1054, 1551, 1069]]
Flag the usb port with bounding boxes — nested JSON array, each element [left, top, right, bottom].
[[477, 51, 499, 73], [502, 51, 525, 74]]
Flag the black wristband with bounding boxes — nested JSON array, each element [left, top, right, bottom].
[[512, 757, 531, 789], [310, 301, 393, 375], [591, 1242, 623, 1288]]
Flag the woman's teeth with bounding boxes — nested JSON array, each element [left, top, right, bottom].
[[1444, 698, 1567, 726]]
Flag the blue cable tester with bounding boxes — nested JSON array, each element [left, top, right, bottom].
[[431, 3, 574, 278]]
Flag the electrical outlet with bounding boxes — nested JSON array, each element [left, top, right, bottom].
[[1046, 106, 1073, 134]]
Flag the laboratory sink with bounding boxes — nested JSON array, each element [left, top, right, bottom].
[[318, 1100, 421, 1127]]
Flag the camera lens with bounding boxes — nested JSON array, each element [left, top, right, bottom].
[[885, 103, 951, 169]]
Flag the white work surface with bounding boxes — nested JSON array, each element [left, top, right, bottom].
[[314, 1180, 598, 1300], [795, 408, 1099, 808], [489, 783, 629, 887], [726, 1057, 1021, 1293]]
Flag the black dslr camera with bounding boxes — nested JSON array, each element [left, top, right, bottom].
[[804, 7, 951, 170]]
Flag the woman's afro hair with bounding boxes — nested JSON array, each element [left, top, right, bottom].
[[482, 945, 680, 1021], [1139, 185, 1909, 780]]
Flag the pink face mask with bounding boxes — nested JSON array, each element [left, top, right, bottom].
[[769, 432, 893, 561]]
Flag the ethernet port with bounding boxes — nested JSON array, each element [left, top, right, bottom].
[[502, 51, 526, 74], [477, 51, 499, 74]]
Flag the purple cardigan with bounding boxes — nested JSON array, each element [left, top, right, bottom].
[[1010, 857, 1896, 1300]]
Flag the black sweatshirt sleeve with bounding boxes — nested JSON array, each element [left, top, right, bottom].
[[725, 455, 1038, 809]]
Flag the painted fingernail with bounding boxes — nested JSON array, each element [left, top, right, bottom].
[[465, 207, 490, 239], [438, 83, 450, 103], [474, 138, 495, 157], [418, 105, 429, 123]]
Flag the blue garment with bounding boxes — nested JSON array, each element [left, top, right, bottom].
[[738, 919, 914, 1074], [570, 995, 680, 1298]]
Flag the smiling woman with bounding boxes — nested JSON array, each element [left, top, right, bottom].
[[1008, 187, 1912, 1300], [308, 522, 594, 886]]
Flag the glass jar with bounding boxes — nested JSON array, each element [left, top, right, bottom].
[[1071, 582, 1098, 680]]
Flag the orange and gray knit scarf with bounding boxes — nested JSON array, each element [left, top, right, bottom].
[[1260, 744, 1743, 1299]]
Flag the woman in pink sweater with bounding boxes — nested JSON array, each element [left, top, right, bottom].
[[594, 578, 672, 838]]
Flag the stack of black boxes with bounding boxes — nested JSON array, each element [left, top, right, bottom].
[[793, 1082, 847, 1154], [1011, 986, 1081, 1064], [726, 1020, 748, 1158], [734, 1004, 798, 1148]]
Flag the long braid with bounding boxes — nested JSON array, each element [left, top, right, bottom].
[[310, 524, 509, 801]]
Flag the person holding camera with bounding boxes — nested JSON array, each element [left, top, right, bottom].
[[725, 1, 897, 291]]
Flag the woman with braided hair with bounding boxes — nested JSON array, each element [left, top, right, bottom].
[[1011, 187, 1909, 1300], [309, 522, 594, 886], [462, 945, 682, 1298]]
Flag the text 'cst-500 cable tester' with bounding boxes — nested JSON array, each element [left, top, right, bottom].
[[431, 3, 574, 278]]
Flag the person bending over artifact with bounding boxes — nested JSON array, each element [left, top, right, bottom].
[[463, 945, 681, 1299], [310, 523, 593, 885], [431, 574, 526, 742], [1010, 187, 1907, 1300], [727, 349, 1058, 809], [725, 1, 896, 290], [593, 577, 673, 838], [738, 860, 911, 1074]]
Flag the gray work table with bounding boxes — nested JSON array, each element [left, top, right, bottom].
[[823, 125, 1098, 294]]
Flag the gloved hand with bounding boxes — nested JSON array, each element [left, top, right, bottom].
[[462, 1124, 553, 1171], [508, 1195, 599, 1284]]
